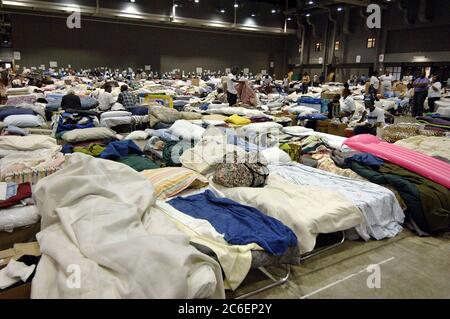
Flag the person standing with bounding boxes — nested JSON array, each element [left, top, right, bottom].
[[412, 72, 430, 116], [226, 68, 240, 106], [370, 71, 380, 95], [301, 72, 310, 94], [283, 74, 290, 93], [427, 75, 442, 113], [313, 74, 319, 87], [379, 70, 393, 97], [319, 72, 325, 84]]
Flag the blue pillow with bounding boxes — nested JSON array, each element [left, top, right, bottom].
[[6, 125, 29, 136]]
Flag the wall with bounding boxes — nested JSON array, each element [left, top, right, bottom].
[[11, 14, 287, 76]]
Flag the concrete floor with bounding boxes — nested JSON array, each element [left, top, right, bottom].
[[228, 230, 450, 299]]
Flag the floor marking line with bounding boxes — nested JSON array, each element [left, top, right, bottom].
[[300, 257, 395, 299]]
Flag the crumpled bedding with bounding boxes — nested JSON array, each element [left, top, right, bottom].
[[344, 134, 450, 189], [208, 107, 265, 117], [31, 153, 225, 299], [395, 136, 450, 161], [0, 205, 39, 232], [0, 135, 59, 152], [210, 174, 363, 254], [180, 135, 248, 175], [169, 120, 205, 141], [269, 163, 404, 241]]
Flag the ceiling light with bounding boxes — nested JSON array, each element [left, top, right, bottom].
[[220, 8, 225, 13], [306, 13, 311, 17], [308, 1, 314, 4], [194, 0, 199, 3], [130, 0, 135, 3], [287, 17, 292, 21], [251, 13, 256, 17], [337, 7, 343, 11], [271, 9, 276, 13]]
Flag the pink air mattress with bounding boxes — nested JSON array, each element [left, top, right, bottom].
[[344, 134, 450, 188]]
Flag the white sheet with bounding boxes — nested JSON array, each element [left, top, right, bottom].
[[210, 174, 363, 253], [31, 153, 225, 299], [269, 163, 405, 241]]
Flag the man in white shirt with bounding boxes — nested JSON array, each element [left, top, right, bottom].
[[427, 75, 442, 113], [379, 70, 393, 96], [226, 69, 239, 106], [97, 84, 116, 111], [354, 95, 385, 136], [370, 71, 380, 93], [340, 88, 356, 116]]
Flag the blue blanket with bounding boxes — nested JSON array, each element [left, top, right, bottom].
[[99, 140, 143, 160], [168, 190, 298, 256]]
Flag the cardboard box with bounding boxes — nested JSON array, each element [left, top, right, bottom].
[[328, 123, 347, 137], [0, 283, 31, 299], [191, 77, 200, 87], [0, 223, 40, 251], [321, 92, 341, 100], [316, 119, 330, 133]]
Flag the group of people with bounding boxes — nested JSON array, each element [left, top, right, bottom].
[[365, 70, 443, 116], [60, 83, 137, 112]]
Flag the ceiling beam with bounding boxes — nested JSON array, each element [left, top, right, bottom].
[[331, 0, 371, 6]]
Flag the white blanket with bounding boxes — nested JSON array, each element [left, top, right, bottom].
[[210, 174, 363, 253], [269, 163, 405, 241], [31, 154, 224, 299], [0, 135, 59, 152]]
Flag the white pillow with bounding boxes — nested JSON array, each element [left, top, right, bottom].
[[125, 130, 149, 140], [3, 114, 45, 128], [62, 127, 116, 143], [100, 111, 132, 119], [111, 103, 126, 111], [169, 120, 205, 141], [261, 147, 292, 165], [240, 122, 283, 134], [282, 126, 314, 136]]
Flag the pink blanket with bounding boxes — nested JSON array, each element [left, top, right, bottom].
[[344, 134, 450, 188]]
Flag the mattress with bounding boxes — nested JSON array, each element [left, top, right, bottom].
[[344, 134, 450, 188]]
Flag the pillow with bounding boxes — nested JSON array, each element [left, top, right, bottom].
[[141, 167, 208, 199], [6, 87, 31, 96], [100, 111, 132, 119], [169, 120, 205, 141], [62, 127, 116, 143], [100, 116, 132, 128], [5, 125, 29, 136], [282, 126, 314, 136], [149, 106, 181, 123], [0, 108, 36, 120], [3, 114, 45, 128], [240, 122, 283, 134], [261, 147, 292, 165], [181, 112, 202, 120], [111, 103, 126, 111], [125, 130, 149, 140]]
